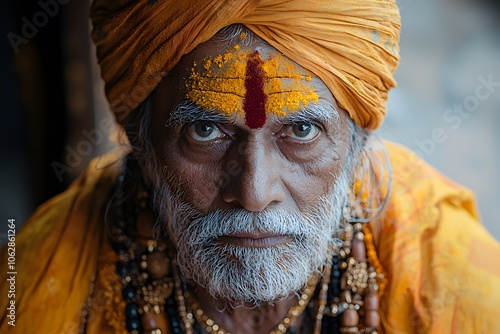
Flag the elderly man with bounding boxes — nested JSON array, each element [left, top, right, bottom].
[[1, 0, 500, 333]]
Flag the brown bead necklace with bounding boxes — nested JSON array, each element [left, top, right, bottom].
[[181, 274, 319, 334], [79, 161, 386, 334]]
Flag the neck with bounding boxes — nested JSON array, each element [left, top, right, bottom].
[[191, 286, 306, 334]]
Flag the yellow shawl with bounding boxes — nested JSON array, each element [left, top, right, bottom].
[[1, 142, 499, 333]]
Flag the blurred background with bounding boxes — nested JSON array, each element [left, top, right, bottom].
[[1, 0, 499, 242]]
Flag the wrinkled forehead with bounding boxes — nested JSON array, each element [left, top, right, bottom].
[[167, 31, 340, 129]]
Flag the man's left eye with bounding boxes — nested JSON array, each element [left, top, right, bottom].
[[284, 122, 319, 141], [187, 121, 223, 141]]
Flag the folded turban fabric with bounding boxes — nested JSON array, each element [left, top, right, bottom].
[[90, 0, 400, 130]]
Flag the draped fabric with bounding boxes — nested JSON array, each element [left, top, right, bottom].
[[2, 142, 500, 333], [373, 142, 500, 333], [90, 0, 400, 130], [0, 153, 123, 333]]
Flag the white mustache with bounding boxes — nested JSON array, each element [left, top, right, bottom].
[[176, 208, 325, 241]]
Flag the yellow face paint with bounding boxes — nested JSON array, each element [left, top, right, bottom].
[[186, 47, 319, 128], [262, 54, 318, 117]]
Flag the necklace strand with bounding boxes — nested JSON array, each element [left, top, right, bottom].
[[181, 274, 319, 334], [97, 161, 383, 334]]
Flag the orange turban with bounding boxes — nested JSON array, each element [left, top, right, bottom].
[[90, 0, 400, 130]]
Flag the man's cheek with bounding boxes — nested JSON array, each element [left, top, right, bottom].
[[181, 169, 224, 212]]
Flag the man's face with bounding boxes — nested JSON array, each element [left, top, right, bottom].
[[147, 35, 353, 303]]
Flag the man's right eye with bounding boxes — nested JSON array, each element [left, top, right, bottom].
[[186, 121, 223, 142]]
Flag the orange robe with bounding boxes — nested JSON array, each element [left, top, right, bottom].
[[1, 142, 499, 333]]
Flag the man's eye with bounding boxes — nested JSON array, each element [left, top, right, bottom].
[[187, 121, 223, 142], [284, 122, 319, 141]]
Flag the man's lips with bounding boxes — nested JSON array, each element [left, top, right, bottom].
[[217, 232, 291, 248]]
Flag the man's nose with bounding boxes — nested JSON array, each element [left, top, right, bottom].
[[222, 140, 286, 212]]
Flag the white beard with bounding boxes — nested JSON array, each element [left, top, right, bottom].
[[144, 160, 350, 304]]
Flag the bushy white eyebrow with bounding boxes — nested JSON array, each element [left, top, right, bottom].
[[165, 100, 232, 128], [165, 99, 339, 128], [279, 101, 339, 126]]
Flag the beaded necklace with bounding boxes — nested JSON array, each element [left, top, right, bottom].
[[80, 162, 385, 334], [182, 273, 319, 334]]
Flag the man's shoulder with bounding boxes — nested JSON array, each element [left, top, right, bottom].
[[20, 149, 124, 238], [383, 140, 478, 216], [374, 141, 500, 333], [0, 150, 125, 333], [375, 140, 482, 261]]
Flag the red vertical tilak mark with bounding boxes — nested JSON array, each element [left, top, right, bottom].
[[243, 51, 267, 129]]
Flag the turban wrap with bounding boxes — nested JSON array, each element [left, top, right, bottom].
[[90, 0, 400, 130]]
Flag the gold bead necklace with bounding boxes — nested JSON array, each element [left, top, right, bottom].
[[180, 274, 319, 334]]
